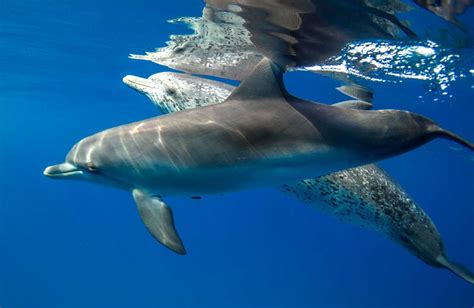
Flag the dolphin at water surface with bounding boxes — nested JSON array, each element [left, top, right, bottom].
[[44, 58, 474, 256]]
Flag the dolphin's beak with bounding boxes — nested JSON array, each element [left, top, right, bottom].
[[43, 162, 83, 179], [123, 75, 155, 93]]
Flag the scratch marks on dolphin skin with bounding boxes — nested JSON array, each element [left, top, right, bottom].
[[85, 144, 95, 166], [131, 123, 145, 135], [119, 129, 144, 177], [70, 141, 80, 165], [153, 124, 194, 170], [156, 125, 164, 147]]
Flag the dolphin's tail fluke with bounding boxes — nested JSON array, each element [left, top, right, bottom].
[[435, 128, 474, 151], [437, 256, 474, 284]]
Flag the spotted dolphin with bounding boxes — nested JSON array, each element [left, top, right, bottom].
[[44, 58, 473, 257], [123, 72, 235, 113], [123, 71, 474, 284]]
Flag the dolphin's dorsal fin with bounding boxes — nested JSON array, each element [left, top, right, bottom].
[[226, 57, 287, 101], [132, 189, 186, 255], [332, 100, 373, 110], [336, 84, 373, 103]]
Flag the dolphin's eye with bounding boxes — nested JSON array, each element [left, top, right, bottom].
[[166, 88, 177, 96], [87, 162, 97, 172]]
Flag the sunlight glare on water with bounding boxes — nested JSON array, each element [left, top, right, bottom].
[[303, 40, 474, 95]]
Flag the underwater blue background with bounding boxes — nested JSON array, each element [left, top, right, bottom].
[[1, 0, 473, 307]]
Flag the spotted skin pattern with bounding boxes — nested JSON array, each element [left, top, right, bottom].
[[281, 164, 444, 266], [147, 73, 235, 113]]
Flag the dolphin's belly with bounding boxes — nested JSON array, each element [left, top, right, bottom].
[[134, 151, 357, 196]]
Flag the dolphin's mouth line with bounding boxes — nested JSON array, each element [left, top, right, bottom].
[[45, 169, 83, 177], [126, 79, 147, 87], [123, 76, 155, 90], [43, 162, 131, 189]]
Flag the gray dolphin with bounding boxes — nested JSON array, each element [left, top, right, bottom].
[[123, 71, 474, 283], [44, 58, 473, 257]]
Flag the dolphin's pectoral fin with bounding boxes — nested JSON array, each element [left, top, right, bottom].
[[132, 189, 186, 255]]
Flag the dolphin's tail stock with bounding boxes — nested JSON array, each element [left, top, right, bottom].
[[434, 128, 474, 151], [436, 256, 474, 284]]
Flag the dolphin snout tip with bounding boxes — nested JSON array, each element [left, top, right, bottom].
[[43, 166, 53, 177], [122, 75, 137, 88], [123, 75, 151, 93], [122, 75, 134, 84]]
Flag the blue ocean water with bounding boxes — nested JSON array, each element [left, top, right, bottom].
[[1, 1, 473, 307]]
